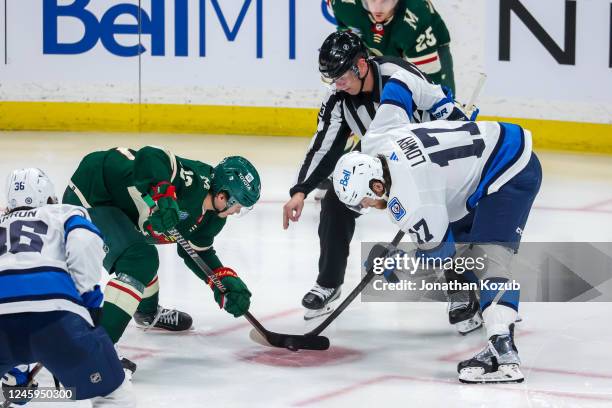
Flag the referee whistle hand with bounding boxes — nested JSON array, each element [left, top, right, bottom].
[[282, 193, 305, 229]]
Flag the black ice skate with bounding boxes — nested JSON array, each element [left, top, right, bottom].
[[447, 289, 483, 335], [121, 357, 137, 379], [134, 305, 193, 332], [457, 325, 524, 384], [114, 345, 137, 380], [302, 284, 341, 320]]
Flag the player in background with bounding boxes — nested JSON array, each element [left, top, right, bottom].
[[330, 0, 455, 94], [0, 168, 135, 406], [332, 94, 542, 381], [63, 147, 260, 374], [282, 31, 476, 323]]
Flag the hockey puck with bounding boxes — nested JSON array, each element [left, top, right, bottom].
[[285, 339, 299, 352]]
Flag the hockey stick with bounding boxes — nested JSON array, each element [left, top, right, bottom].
[[303, 74, 486, 337], [167, 228, 330, 351], [465, 72, 487, 114], [1, 363, 43, 408], [52, 375, 60, 390], [306, 230, 405, 336]]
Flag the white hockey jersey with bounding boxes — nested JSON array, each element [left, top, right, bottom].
[[291, 56, 462, 198], [0, 204, 105, 325], [362, 104, 533, 259]]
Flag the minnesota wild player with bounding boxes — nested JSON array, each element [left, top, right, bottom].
[[330, 0, 455, 93], [62, 146, 260, 371]]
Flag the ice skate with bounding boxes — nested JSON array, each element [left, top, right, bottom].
[[302, 284, 341, 320], [134, 305, 193, 332], [458, 325, 523, 384], [448, 290, 483, 335]]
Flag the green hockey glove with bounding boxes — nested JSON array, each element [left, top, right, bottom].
[[209, 267, 251, 317], [147, 181, 180, 232]]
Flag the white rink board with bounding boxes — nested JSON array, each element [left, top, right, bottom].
[[1, 0, 611, 122]]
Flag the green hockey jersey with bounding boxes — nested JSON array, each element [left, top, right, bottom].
[[67, 146, 227, 272], [332, 0, 451, 76]]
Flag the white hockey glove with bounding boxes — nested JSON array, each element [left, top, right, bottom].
[[2, 365, 38, 406], [429, 87, 480, 121]]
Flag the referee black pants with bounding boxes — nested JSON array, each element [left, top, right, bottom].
[[316, 189, 360, 288]]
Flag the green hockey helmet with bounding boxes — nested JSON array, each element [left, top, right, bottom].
[[211, 156, 261, 209]]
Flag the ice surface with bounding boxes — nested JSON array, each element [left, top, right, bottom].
[[1, 132, 611, 407]]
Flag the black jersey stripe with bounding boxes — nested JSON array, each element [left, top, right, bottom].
[[296, 93, 341, 184], [344, 101, 367, 136]]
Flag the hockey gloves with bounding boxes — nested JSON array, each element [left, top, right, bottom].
[[147, 181, 181, 232], [364, 243, 404, 283], [429, 87, 480, 122], [209, 267, 251, 317], [81, 284, 104, 325], [453, 102, 480, 121], [2, 365, 38, 406]]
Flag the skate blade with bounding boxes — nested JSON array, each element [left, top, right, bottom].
[[123, 368, 134, 381], [459, 364, 524, 384], [303, 304, 336, 321], [455, 315, 483, 335], [134, 324, 195, 332]]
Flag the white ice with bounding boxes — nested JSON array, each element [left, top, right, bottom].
[[1, 132, 611, 408]]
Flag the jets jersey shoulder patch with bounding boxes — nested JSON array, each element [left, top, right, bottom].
[[388, 197, 406, 221]]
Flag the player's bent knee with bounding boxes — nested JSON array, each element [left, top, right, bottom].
[[104, 244, 159, 319], [472, 244, 520, 312], [472, 244, 514, 282], [114, 243, 160, 286]]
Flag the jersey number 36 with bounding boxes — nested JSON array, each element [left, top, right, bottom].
[[0, 220, 48, 255]]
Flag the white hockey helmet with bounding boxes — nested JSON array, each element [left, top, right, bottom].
[[333, 151, 384, 211], [6, 168, 58, 211]]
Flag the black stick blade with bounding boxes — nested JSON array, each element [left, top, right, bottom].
[[269, 333, 330, 351], [249, 329, 330, 351], [245, 312, 330, 351]]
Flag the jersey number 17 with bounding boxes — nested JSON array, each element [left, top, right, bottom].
[[412, 122, 485, 167]]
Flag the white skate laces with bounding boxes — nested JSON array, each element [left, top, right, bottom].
[[447, 291, 470, 313], [156, 309, 179, 326], [309, 284, 336, 300], [303, 284, 342, 321], [143, 306, 178, 331], [447, 290, 483, 335]]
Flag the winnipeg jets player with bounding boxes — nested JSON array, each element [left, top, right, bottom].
[[332, 99, 542, 382], [0, 168, 135, 406], [283, 31, 477, 326]]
